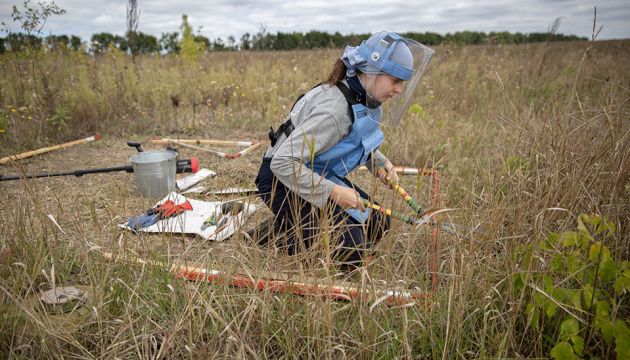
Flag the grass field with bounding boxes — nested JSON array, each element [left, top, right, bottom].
[[1, 39, 629, 359]]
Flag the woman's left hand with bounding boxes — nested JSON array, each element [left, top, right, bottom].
[[378, 161, 399, 189]]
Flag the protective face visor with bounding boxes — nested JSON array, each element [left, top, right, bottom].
[[357, 33, 435, 127]]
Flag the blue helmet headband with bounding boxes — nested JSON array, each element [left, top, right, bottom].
[[357, 32, 414, 81]]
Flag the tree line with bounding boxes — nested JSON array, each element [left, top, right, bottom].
[[0, 27, 588, 55]]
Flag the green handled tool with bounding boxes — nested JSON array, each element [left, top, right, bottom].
[[201, 201, 244, 230]]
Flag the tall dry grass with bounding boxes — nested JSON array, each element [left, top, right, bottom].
[[1, 39, 629, 358]]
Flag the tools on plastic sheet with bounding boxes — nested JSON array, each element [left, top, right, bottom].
[[126, 200, 193, 231], [201, 201, 244, 230]]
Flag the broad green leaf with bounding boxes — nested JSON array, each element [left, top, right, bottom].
[[595, 301, 610, 331], [562, 231, 579, 247], [589, 214, 601, 226], [526, 303, 540, 330], [590, 242, 601, 261], [618, 321, 629, 337], [582, 284, 594, 310], [571, 335, 584, 356], [623, 261, 629, 272], [599, 257, 615, 282], [615, 335, 630, 360], [546, 299, 558, 318], [615, 274, 630, 294], [604, 221, 615, 237], [567, 289, 582, 312], [551, 253, 565, 272], [584, 268, 596, 287], [544, 274, 554, 292], [596, 300, 610, 318], [577, 216, 587, 233], [535, 291, 545, 305], [579, 236, 591, 251], [567, 253, 582, 275], [550, 341, 578, 360], [560, 317, 580, 341], [542, 234, 558, 249], [601, 322, 615, 347], [577, 216, 593, 243]]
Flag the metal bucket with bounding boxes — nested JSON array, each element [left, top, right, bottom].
[[129, 150, 177, 199]]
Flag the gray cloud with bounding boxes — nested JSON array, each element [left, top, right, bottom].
[[1, 0, 627, 43]]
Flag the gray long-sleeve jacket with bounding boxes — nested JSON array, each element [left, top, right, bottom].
[[264, 82, 389, 209]]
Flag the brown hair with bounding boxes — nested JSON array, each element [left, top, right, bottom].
[[324, 59, 347, 85]]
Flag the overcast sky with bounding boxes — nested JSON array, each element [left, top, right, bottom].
[[1, 0, 628, 43]]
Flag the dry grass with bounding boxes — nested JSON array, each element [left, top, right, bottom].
[[1, 39, 629, 359]]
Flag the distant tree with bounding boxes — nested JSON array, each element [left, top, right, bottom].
[[134, 32, 159, 54], [5, 32, 41, 52], [344, 33, 370, 46], [126, 0, 140, 61], [46, 34, 69, 50], [240, 32, 251, 50], [160, 32, 180, 54], [3, 0, 65, 52], [91, 32, 127, 53], [513, 32, 527, 44], [527, 32, 548, 43], [275, 31, 298, 50], [487, 31, 513, 44], [70, 35, 81, 51], [251, 24, 268, 50], [212, 37, 225, 51], [227, 35, 236, 50], [331, 32, 345, 47], [180, 15, 204, 60], [194, 34, 210, 51]]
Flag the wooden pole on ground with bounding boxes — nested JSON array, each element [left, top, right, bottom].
[[0, 135, 101, 165], [153, 138, 264, 147], [100, 252, 429, 307]]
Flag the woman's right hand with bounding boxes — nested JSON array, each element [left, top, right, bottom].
[[330, 185, 367, 212]]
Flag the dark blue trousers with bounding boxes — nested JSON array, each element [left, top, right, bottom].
[[255, 157, 390, 263]]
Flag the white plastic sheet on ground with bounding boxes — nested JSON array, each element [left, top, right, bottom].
[[176, 168, 216, 193], [119, 192, 259, 241]]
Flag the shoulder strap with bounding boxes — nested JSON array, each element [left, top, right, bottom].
[[268, 82, 356, 147], [335, 82, 360, 105]]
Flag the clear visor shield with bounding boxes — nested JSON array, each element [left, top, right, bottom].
[[384, 40, 434, 127]]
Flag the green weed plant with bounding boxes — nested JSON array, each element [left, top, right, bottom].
[[513, 214, 629, 359]]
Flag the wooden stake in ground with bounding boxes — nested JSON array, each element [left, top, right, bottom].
[[0, 135, 101, 165]]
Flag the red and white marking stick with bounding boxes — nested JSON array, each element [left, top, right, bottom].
[[153, 138, 264, 147], [101, 252, 430, 308], [228, 143, 262, 159], [0, 135, 101, 165], [163, 140, 230, 158], [158, 139, 264, 159]]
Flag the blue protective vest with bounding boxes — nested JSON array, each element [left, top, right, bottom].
[[308, 103, 384, 223]]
